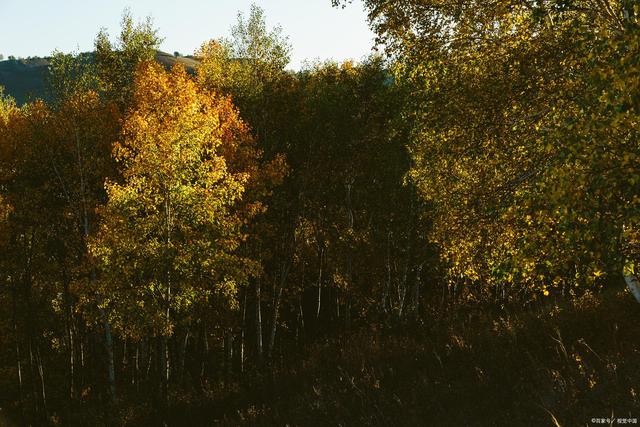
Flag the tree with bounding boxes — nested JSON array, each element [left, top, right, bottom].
[[344, 0, 640, 302], [48, 51, 98, 103], [90, 61, 277, 415], [0, 95, 67, 420], [197, 4, 294, 366], [94, 10, 162, 107], [197, 3, 291, 141]]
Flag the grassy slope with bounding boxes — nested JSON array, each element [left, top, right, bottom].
[[0, 52, 200, 105], [0, 57, 50, 105]]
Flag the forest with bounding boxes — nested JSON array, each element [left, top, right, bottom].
[[0, 1, 639, 425]]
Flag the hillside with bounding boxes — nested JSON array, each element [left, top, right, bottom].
[[0, 57, 50, 105], [0, 51, 199, 105]]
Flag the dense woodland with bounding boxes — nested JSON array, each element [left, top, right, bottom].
[[0, 1, 639, 425]]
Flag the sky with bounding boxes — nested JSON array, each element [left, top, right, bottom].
[[0, 0, 376, 70]]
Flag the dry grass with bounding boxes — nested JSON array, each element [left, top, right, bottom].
[[214, 290, 640, 426]]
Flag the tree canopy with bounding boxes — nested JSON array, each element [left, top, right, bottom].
[[0, 2, 638, 425]]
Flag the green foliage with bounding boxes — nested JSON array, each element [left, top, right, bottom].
[[229, 4, 291, 71], [48, 51, 98, 102], [197, 4, 292, 141], [94, 9, 162, 106], [351, 0, 640, 300]]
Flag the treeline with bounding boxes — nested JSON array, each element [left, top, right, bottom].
[[0, 1, 639, 425], [0, 7, 426, 425]]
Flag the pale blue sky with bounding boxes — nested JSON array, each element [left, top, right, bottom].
[[0, 0, 375, 70]]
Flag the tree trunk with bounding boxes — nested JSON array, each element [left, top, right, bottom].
[[413, 263, 423, 317], [384, 229, 392, 314], [224, 330, 233, 385], [28, 335, 38, 416], [157, 335, 169, 427], [316, 247, 324, 321], [268, 256, 293, 362], [199, 322, 209, 387], [179, 329, 189, 385], [78, 337, 85, 391], [23, 238, 41, 417], [255, 278, 263, 366], [267, 284, 284, 361], [624, 273, 640, 303], [146, 337, 154, 381], [12, 279, 23, 407], [76, 126, 117, 404], [35, 344, 47, 418], [103, 319, 116, 404], [345, 179, 354, 330], [344, 297, 351, 330], [62, 268, 75, 401], [240, 289, 247, 374], [297, 294, 305, 343], [312, 215, 326, 325], [134, 342, 140, 392]]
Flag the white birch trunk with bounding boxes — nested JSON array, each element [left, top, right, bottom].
[[624, 274, 640, 303]]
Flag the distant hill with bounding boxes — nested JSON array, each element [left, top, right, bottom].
[[0, 51, 200, 105], [155, 51, 200, 72], [0, 57, 50, 105]]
